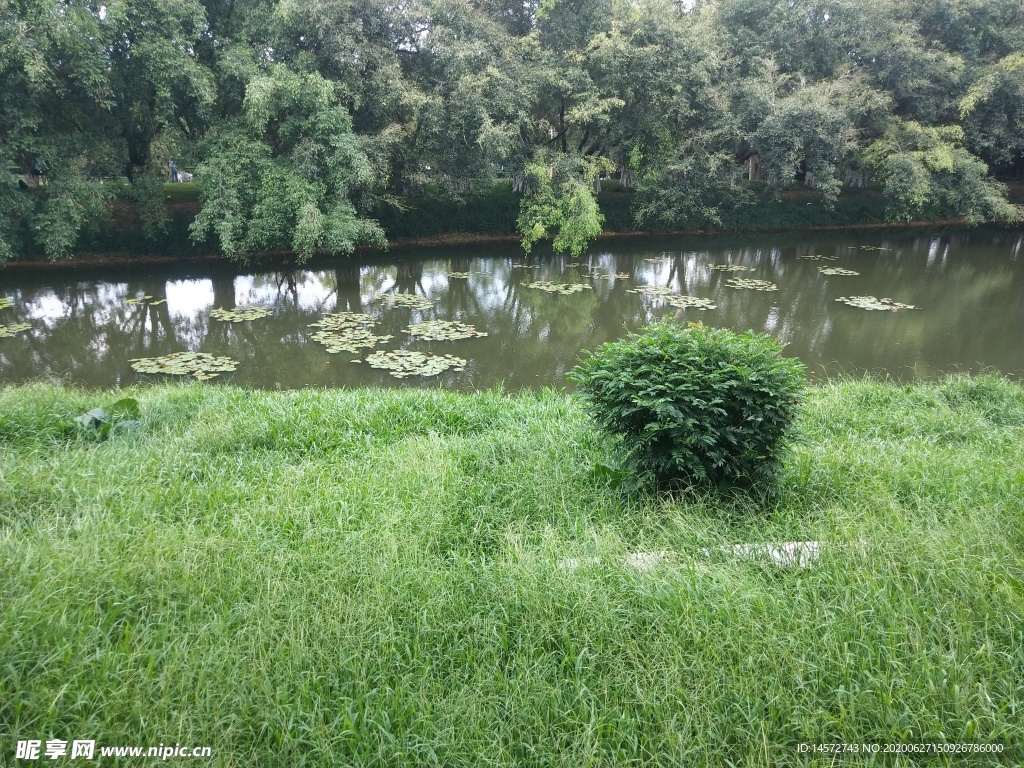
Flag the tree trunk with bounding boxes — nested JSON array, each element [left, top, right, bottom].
[[843, 168, 867, 188], [748, 154, 763, 182]]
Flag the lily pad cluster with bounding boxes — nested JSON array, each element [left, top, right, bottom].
[[511, 263, 541, 269], [710, 264, 753, 272], [726, 278, 778, 291], [447, 272, 474, 279], [594, 272, 632, 280], [366, 350, 467, 378], [818, 267, 860, 276], [130, 351, 239, 380], [0, 322, 32, 338], [211, 306, 271, 322], [666, 295, 717, 310], [859, 246, 891, 251], [310, 312, 377, 331], [126, 295, 167, 306], [626, 285, 716, 310], [311, 327, 393, 353], [405, 320, 488, 341], [797, 254, 838, 261], [524, 281, 593, 295], [835, 296, 916, 311], [381, 293, 433, 310], [0, 298, 13, 310], [627, 285, 676, 298], [309, 312, 392, 354]]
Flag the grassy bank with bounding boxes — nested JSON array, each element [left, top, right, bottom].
[[2, 378, 1023, 766]]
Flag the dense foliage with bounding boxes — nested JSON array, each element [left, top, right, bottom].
[[569, 322, 806, 488], [2, 0, 1022, 263]]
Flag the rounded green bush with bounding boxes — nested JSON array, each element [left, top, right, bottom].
[[568, 321, 806, 488]]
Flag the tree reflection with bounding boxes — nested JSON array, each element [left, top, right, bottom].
[[3, 229, 1023, 389], [124, 278, 179, 351], [334, 264, 362, 313], [394, 261, 423, 295]]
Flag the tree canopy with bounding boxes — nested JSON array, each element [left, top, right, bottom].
[[2, 0, 1022, 263]]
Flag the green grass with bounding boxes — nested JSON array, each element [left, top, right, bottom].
[[1, 377, 1023, 766]]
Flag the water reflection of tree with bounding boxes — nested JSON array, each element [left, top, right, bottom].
[[123, 278, 180, 351], [5, 280, 188, 386], [5, 230, 1024, 388], [334, 264, 362, 313], [482, 275, 610, 387], [202, 275, 237, 347], [394, 262, 424, 295], [274, 272, 300, 305], [212, 276, 236, 310], [438, 260, 487, 319]]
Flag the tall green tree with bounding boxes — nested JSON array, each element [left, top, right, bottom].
[[0, 1, 117, 262], [960, 53, 1024, 177], [864, 120, 1022, 222], [190, 65, 385, 260], [104, 0, 214, 236]]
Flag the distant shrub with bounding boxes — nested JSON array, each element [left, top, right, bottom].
[[568, 321, 806, 489]]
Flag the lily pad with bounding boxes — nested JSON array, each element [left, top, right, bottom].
[[448, 272, 474, 279], [859, 246, 891, 251], [725, 278, 778, 291], [211, 306, 271, 322], [666, 295, 717, 310], [365, 350, 467, 378], [797, 254, 838, 261], [126, 295, 167, 306], [818, 267, 860, 276], [511, 263, 541, 269], [0, 298, 13, 310], [0, 322, 31, 338], [627, 285, 676, 298], [381, 293, 434, 310], [406, 320, 488, 341], [709, 264, 754, 271], [524, 281, 593, 295], [835, 296, 916, 311], [130, 351, 239, 379], [594, 272, 632, 280]]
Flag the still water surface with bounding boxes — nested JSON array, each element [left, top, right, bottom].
[[2, 227, 1022, 390]]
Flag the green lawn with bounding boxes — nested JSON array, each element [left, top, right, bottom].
[[1, 378, 1022, 766]]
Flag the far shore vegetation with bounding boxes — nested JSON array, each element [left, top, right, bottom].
[[3, 0, 1024, 265], [6, 179, 1021, 269], [2, 377, 1023, 765]]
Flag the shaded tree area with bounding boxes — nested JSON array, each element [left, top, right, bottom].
[[1, 0, 1021, 265]]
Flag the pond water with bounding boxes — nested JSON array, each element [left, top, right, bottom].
[[1, 226, 1022, 391]]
